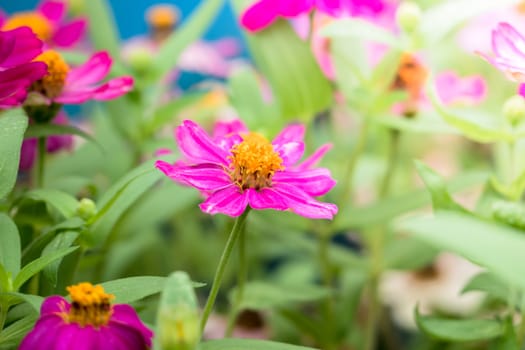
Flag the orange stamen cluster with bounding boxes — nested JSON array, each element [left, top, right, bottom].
[[2, 12, 52, 41], [66, 282, 114, 328], [146, 5, 179, 28], [517, 1, 525, 14], [229, 133, 284, 191], [391, 53, 428, 116], [33, 50, 69, 99]]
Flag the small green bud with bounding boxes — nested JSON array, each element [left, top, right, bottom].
[[396, 2, 422, 34], [156, 272, 200, 350], [127, 49, 154, 74], [492, 200, 525, 230], [76, 198, 97, 220], [502, 94, 525, 126]]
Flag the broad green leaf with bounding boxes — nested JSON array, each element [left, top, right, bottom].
[[85, 0, 120, 58], [100, 276, 203, 304], [369, 49, 403, 93], [200, 339, 319, 350], [148, 0, 224, 82], [42, 231, 79, 287], [373, 113, 456, 134], [492, 200, 525, 230], [13, 246, 78, 291], [399, 211, 525, 292], [462, 272, 510, 304], [383, 236, 437, 270], [0, 314, 38, 347], [24, 189, 79, 218], [0, 264, 12, 292], [414, 160, 468, 212], [320, 18, 401, 48], [24, 123, 98, 145], [6, 293, 44, 312], [0, 214, 20, 276], [0, 109, 28, 199], [232, 281, 330, 310], [416, 308, 504, 342]]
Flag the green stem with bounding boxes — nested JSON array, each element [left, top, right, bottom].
[[338, 120, 370, 212], [319, 230, 336, 350], [36, 137, 46, 188], [225, 222, 248, 336], [0, 300, 8, 334], [200, 209, 250, 333], [378, 130, 400, 198]]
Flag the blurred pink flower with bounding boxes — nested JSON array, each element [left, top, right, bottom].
[[478, 22, 525, 82], [0, 0, 87, 48], [19, 113, 73, 171], [30, 50, 133, 105], [0, 27, 47, 108], [156, 119, 337, 219], [240, 0, 385, 32], [435, 71, 487, 106]]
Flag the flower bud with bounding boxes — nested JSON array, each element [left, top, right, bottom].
[[396, 2, 422, 34], [76, 198, 97, 220], [127, 48, 154, 75], [503, 94, 525, 126], [156, 272, 200, 350], [492, 200, 525, 230]]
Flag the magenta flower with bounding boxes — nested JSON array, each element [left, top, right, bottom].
[[478, 22, 525, 82], [435, 71, 487, 106], [20, 282, 153, 350], [156, 119, 337, 219], [241, 0, 385, 32], [1, 0, 87, 48], [29, 50, 133, 105], [19, 113, 73, 171], [0, 27, 47, 108]]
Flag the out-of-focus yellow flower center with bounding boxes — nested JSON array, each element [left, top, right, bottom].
[[229, 133, 284, 191], [2, 12, 52, 41], [66, 282, 114, 328], [146, 5, 178, 28], [391, 52, 428, 117], [33, 50, 69, 99], [517, 1, 525, 14]]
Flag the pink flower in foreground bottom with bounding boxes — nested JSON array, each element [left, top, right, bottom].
[[156, 120, 338, 219], [20, 282, 153, 350]]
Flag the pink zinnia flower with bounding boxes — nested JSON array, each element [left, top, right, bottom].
[[156, 119, 338, 219], [478, 22, 525, 82], [241, 0, 385, 32], [20, 282, 153, 350], [29, 49, 133, 105], [1, 0, 87, 48], [435, 71, 487, 106], [0, 27, 47, 108]]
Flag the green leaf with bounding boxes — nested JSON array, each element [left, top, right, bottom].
[[414, 160, 468, 212], [6, 293, 44, 312], [320, 17, 401, 48], [462, 272, 510, 304], [233, 281, 330, 310], [416, 308, 504, 342], [100, 276, 204, 304], [147, 92, 205, 133], [85, 0, 120, 58], [0, 109, 28, 199], [0, 214, 20, 277], [200, 339, 319, 350], [399, 211, 525, 292], [383, 236, 437, 270], [148, 0, 225, 82], [24, 123, 98, 145], [13, 246, 78, 291], [0, 314, 37, 348], [373, 113, 456, 134], [234, 14, 332, 121], [24, 189, 79, 218], [42, 231, 79, 287]]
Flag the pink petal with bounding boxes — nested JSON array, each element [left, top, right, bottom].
[[492, 25, 525, 62], [247, 187, 288, 210], [240, 0, 280, 32], [273, 168, 336, 196], [176, 120, 229, 165], [92, 76, 134, 101], [19, 316, 63, 350], [66, 51, 112, 87], [295, 143, 332, 170], [111, 304, 154, 345], [53, 89, 95, 104], [212, 119, 247, 151], [156, 160, 231, 191], [19, 138, 37, 170], [519, 84, 525, 98], [38, 0, 66, 23], [0, 27, 44, 67], [278, 0, 313, 16], [41, 295, 70, 315], [272, 123, 305, 144], [52, 18, 87, 48], [199, 185, 248, 217], [274, 141, 305, 166], [272, 183, 338, 219]]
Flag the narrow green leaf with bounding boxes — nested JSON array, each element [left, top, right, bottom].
[[6, 293, 44, 312], [416, 308, 504, 342], [84, 0, 120, 57], [200, 339, 319, 350], [320, 17, 401, 48], [462, 272, 510, 304], [13, 246, 78, 291], [24, 189, 79, 218], [24, 123, 97, 146], [0, 109, 28, 199], [42, 231, 79, 287], [149, 0, 225, 82], [0, 314, 38, 347], [0, 214, 20, 276], [399, 211, 525, 292]]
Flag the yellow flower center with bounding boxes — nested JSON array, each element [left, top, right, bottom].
[[2, 12, 53, 41], [33, 50, 69, 99], [146, 5, 179, 29], [229, 133, 284, 191], [66, 282, 114, 328], [517, 1, 525, 14]]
